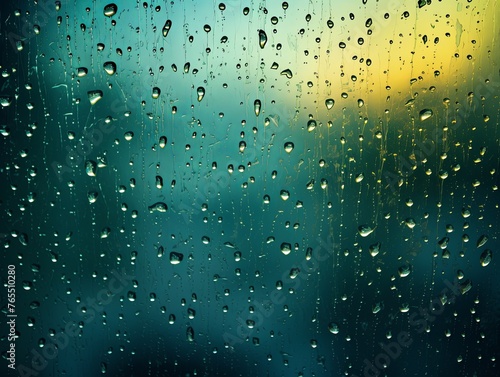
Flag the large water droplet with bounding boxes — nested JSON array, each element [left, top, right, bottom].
[[152, 87, 161, 99], [358, 225, 375, 237], [280, 190, 290, 200], [419, 109, 433, 121], [103, 3, 117, 17], [258, 29, 267, 48], [254, 99, 261, 116], [103, 61, 116, 75], [87, 90, 103, 105], [476, 235, 488, 248], [307, 119, 317, 132], [77, 67, 88, 77], [328, 322, 339, 334], [148, 202, 168, 213], [162, 19, 172, 37], [170, 252, 184, 265], [85, 160, 97, 176], [398, 264, 412, 278], [325, 98, 334, 110], [159, 136, 167, 148], [480, 249, 492, 267], [284, 142, 294, 153], [197, 87, 205, 102], [280, 242, 291, 255], [369, 242, 381, 257], [0, 96, 12, 107]]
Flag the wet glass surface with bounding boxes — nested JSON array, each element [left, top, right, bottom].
[[0, 1, 499, 376]]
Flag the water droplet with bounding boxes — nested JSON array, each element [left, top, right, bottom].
[[476, 235, 488, 248], [280, 242, 291, 255], [369, 242, 381, 257], [148, 202, 168, 213], [169, 252, 183, 264], [372, 302, 383, 314], [398, 264, 411, 278], [155, 175, 163, 189], [325, 98, 334, 110], [87, 90, 103, 105], [419, 109, 433, 121], [85, 160, 97, 176], [438, 237, 449, 249], [254, 99, 261, 116], [87, 191, 98, 203], [152, 87, 161, 99], [358, 225, 375, 237], [103, 3, 117, 17], [357, 98, 364, 107], [0, 96, 13, 107], [280, 69, 293, 79], [280, 190, 290, 200], [355, 173, 364, 183], [162, 19, 172, 37], [284, 142, 294, 153], [186, 326, 195, 342], [258, 29, 267, 48], [480, 249, 492, 267], [307, 119, 317, 132], [197, 87, 205, 102], [405, 218, 416, 229], [77, 67, 88, 77], [103, 61, 116, 75], [328, 322, 339, 334], [159, 136, 167, 148]]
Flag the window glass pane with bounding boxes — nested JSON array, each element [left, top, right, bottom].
[[1, 1, 499, 376]]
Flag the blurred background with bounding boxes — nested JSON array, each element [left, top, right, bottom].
[[1, 0, 499, 376]]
